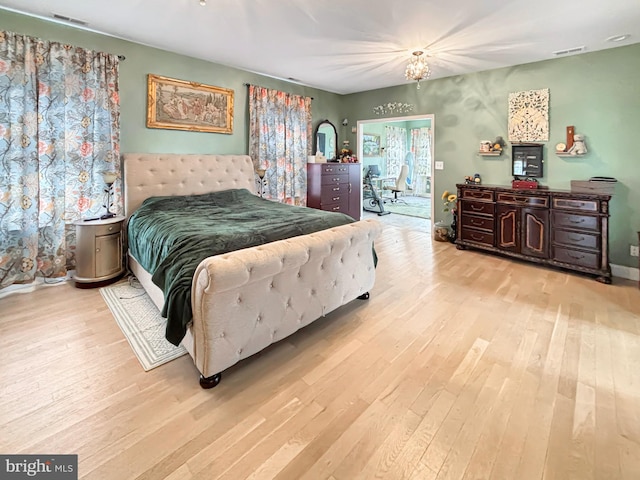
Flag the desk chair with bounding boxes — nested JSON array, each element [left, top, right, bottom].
[[382, 164, 410, 203]]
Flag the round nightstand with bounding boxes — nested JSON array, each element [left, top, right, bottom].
[[73, 216, 125, 287]]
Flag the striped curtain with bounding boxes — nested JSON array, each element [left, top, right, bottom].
[[0, 30, 120, 288], [248, 85, 312, 205]]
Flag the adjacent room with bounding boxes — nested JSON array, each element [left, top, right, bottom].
[[1, 1, 640, 479]]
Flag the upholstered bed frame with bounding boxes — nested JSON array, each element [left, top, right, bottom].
[[123, 153, 381, 388]]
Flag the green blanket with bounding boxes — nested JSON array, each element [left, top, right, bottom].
[[128, 189, 354, 346]]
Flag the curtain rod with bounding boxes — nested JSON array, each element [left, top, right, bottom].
[[243, 83, 313, 100]]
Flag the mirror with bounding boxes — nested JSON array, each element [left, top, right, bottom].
[[315, 120, 337, 161]]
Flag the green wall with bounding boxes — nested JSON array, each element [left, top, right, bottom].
[[341, 44, 640, 268], [0, 9, 343, 154]]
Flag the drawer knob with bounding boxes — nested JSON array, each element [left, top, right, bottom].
[[96, 248, 100, 253], [332, 197, 340, 201], [333, 187, 339, 191], [332, 206, 340, 211], [108, 226, 113, 231], [569, 218, 585, 224], [470, 205, 483, 211], [569, 235, 584, 242], [471, 233, 483, 241], [568, 252, 585, 260]]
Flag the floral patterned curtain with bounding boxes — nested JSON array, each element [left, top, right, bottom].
[[410, 127, 432, 196], [384, 125, 407, 179], [248, 85, 312, 205], [0, 31, 120, 288]]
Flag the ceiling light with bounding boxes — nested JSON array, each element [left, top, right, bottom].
[[199, 0, 206, 5], [606, 34, 630, 43], [405, 51, 431, 89]]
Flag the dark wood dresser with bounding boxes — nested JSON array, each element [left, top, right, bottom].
[[307, 163, 361, 220], [456, 184, 611, 283]]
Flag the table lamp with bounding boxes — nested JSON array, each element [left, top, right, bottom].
[[101, 171, 117, 219]]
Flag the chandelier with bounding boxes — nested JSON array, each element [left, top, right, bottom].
[[405, 51, 431, 89]]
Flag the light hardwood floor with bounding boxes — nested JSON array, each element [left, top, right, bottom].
[[2, 217, 639, 479]]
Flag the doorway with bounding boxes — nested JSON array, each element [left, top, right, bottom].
[[357, 114, 435, 227]]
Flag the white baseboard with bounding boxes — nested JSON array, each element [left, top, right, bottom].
[[611, 263, 640, 281]]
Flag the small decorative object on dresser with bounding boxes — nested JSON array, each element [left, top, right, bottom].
[[73, 216, 125, 287]]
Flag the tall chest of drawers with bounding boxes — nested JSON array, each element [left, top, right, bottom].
[[456, 184, 611, 283], [307, 163, 361, 220]]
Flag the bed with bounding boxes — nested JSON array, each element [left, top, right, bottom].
[[123, 153, 381, 388]]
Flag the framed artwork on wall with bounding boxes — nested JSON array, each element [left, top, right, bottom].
[[508, 88, 549, 142], [362, 133, 381, 157], [147, 74, 234, 134]]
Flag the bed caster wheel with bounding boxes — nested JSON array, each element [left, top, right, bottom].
[[357, 292, 370, 300], [199, 372, 222, 389]]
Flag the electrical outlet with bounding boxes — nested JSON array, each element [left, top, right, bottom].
[[435, 161, 444, 170], [631, 245, 639, 257]]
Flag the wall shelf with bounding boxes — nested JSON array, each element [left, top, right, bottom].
[[555, 152, 585, 157], [478, 151, 502, 156]]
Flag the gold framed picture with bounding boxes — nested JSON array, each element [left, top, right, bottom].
[[146, 74, 234, 134]]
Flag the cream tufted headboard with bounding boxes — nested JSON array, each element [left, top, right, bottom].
[[122, 153, 257, 216]]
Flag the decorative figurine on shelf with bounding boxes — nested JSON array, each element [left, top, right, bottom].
[[480, 140, 492, 152], [567, 134, 587, 155], [493, 136, 505, 152], [474, 173, 482, 184]]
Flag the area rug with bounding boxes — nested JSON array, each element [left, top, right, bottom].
[[100, 279, 187, 371], [382, 202, 430, 219]]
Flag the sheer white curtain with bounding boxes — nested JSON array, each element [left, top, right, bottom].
[[410, 127, 432, 196], [384, 126, 407, 179]]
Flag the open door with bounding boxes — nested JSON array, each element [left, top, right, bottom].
[[357, 114, 435, 226]]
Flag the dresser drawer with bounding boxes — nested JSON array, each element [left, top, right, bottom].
[[461, 189, 494, 201], [322, 163, 349, 175], [461, 214, 494, 231], [497, 192, 548, 207], [321, 173, 349, 186], [461, 228, 494, 246], [552, 197, 599, 212], [321, 202, 348, 214], [553, 246, 600, 270], [552, 229, 600, 250], [461, 200, 494, 216], [320, 187, 347, 205], [552, 212, 599, 232]]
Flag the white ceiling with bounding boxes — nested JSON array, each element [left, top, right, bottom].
[[1, 0, 639, 94]]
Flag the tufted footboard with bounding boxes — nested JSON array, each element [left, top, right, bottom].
[[189, 219, 381, 379]]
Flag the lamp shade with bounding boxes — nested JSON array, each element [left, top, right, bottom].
[[102, 171, 117, 185]]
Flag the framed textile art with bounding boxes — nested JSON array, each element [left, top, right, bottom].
[[147, 74, 234, 134], [508, 88, 549, 142]]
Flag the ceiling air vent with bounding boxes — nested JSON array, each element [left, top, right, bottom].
[[552, 46, 585, 56], [52, 13, 88, 26]]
